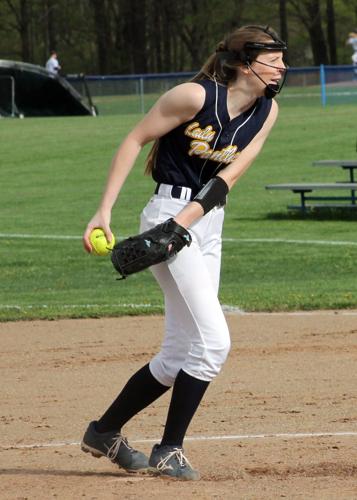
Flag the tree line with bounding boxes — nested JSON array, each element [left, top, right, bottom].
[[0, 0, 356, 75]]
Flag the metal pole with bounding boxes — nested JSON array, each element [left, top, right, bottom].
[[10, 76, 15, 117], [320, 64, 326, 107], [0, 76, 16, 117], [139, 77, 145, 114]]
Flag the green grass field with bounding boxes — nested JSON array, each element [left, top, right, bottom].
[[1, 103, 357, 321], [93, 90, 323, 115]]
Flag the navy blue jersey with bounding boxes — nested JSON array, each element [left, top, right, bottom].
[[152, 78, 272, 194]]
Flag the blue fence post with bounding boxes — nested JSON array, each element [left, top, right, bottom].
[[320, 64, 326, 107]]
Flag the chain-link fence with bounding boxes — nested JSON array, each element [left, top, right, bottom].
[[66, 65, 357, 116]]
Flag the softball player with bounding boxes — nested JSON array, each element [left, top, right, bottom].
[[347, 30, 357, 76], [82, 25, 287, 480]]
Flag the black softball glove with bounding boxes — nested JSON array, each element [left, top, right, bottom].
[[111, 218, 192, 279]]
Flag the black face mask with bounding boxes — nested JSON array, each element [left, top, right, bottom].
[[242, 32, 288, 98], [217, 27, 288, 97]]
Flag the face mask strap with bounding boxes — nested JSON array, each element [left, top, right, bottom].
[[243, 24, 287, 52], [241, 26, 287, 64], [246, 61, 288, 98], [253, 59, 288, 71]]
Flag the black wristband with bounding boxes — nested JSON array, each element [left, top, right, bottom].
[[193, 177, 229, 215]]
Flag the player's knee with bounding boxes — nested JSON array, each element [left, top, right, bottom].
[[149, 356, 179, 387], [220, 334, 231, 363], [185, 330, 231, 381], [208, 334, 231, 376]]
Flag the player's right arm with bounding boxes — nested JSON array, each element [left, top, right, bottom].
[[83, 82, 205, 252]]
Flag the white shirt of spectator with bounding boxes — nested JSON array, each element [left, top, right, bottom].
[[347, 36, 357, 53], [46, 55, 60, 74]]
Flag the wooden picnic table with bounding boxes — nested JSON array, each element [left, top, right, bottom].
[[312, 160, 357, 183], [265, 159, 357, 212], [265, 182, 357, 211]]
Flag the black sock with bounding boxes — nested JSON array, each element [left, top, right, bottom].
[[96, 363, 169, 433], [160, 370, 209, 447]]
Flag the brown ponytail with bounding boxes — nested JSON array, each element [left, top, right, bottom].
[[144, 140, 159, 175], [192, 24, 280, 84]]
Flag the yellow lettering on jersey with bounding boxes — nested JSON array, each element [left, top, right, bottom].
[[188, 140, 239, 164], [185, 122, 216, 142], [188, 140, 211, 156]]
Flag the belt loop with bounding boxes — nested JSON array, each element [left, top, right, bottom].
[[182, 187, 191, 201], [155, 183, 193, 201]]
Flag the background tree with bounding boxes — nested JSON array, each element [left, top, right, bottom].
[[289, 0, 329, 64], [279, 0, 289, 46], [326, 0, 337, 64], [3, 0, 32, 60], [91, 0, 113, 74], [0, 0, 356, 73]]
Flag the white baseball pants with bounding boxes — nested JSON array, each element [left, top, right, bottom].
[[140, 193, 231, 386]]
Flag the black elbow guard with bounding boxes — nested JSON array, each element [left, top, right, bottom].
[[193, 176, 229, 215]]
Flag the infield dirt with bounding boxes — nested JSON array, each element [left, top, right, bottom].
[[1, 312, 357, 499]]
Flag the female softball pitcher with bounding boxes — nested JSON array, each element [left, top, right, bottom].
[[81, 25, 287, 480]]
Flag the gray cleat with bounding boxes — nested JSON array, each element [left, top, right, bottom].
[[81, 421, 150, 472], [149, 444, 200, 480]]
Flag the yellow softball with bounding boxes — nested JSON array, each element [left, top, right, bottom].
[[89, 228, 115, 256]]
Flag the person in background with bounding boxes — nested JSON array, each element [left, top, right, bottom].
[[45, 51, 61, 75], [346, 31, 357, 77]]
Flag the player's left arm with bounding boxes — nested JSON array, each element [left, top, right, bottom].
[[174, 100, 279, 228]]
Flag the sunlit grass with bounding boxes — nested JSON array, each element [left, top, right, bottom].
[[0, 103, 356, 320]]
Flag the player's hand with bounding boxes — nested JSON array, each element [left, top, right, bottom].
[[83, 210, 112, 253], [111, 218, 191, 279]]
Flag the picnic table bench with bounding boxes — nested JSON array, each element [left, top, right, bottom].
[[265, 159, 357, 212], [265, 182, 357, 211]]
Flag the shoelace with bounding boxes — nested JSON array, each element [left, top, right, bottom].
[[105, 433, 132, 460], [156, 448, 192, 471]]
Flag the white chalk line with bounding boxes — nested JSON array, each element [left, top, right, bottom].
[[2, 431, 357, 451], [0, 233, 82, 240], [0, 303, 157, 310], [224, 237, 357, 247], [2, 304, 357, 316], [1, 232, 357, 247], [0, 303, 241, 313]]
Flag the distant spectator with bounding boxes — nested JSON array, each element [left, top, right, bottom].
[[346, 31, 357, 76], [45, 51, 61, 75]]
